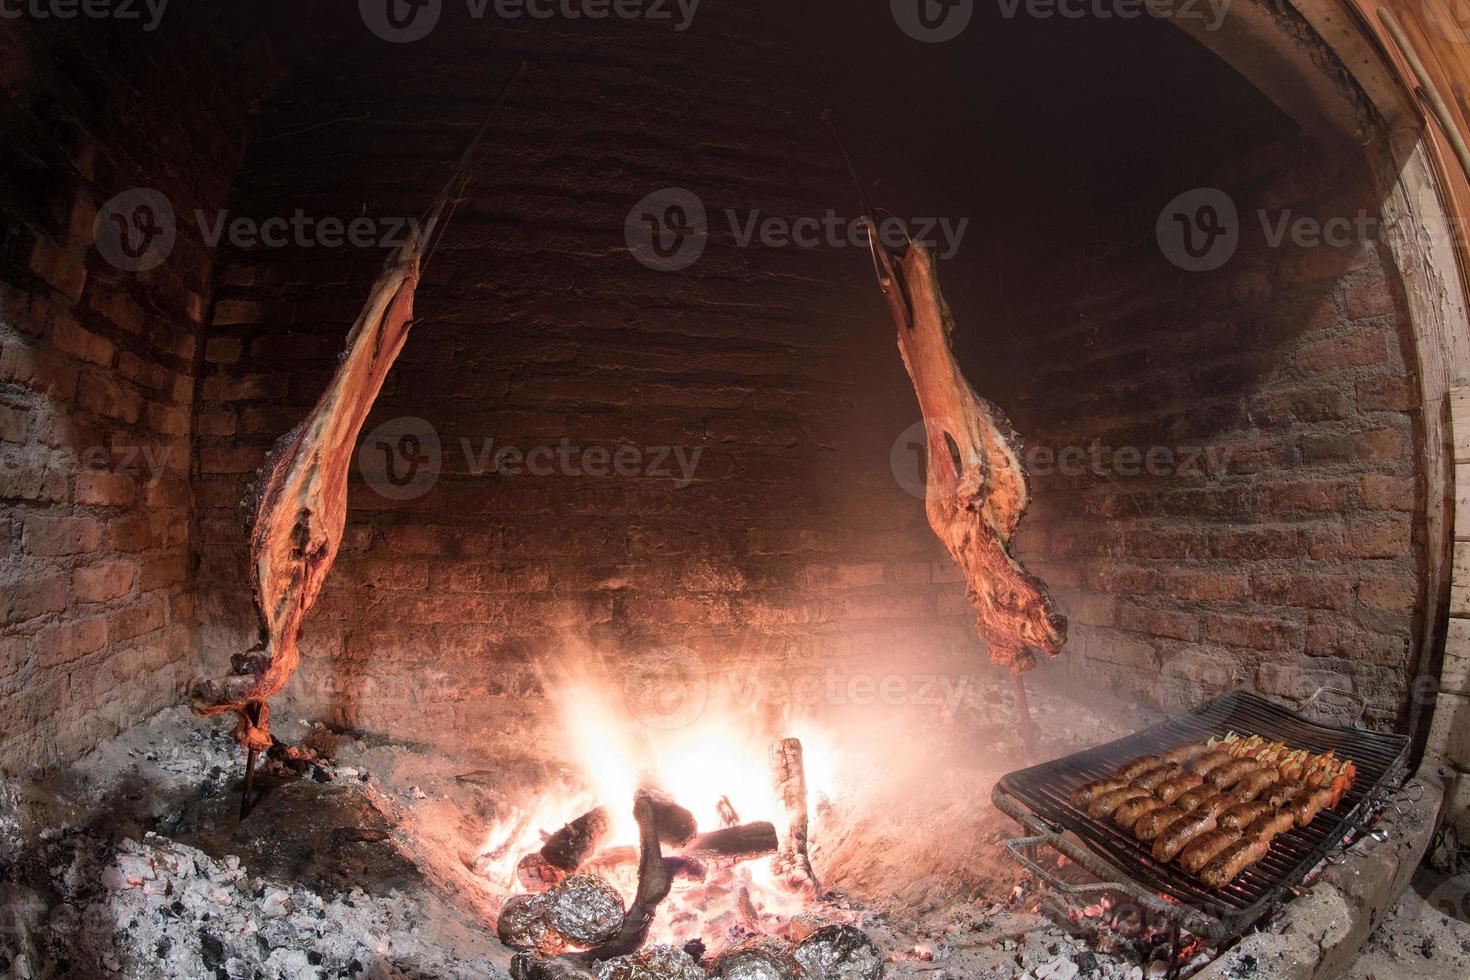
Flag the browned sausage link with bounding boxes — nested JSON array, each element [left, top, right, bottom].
[[1194, 791, 1248, 819], [1134, 806, 1188, 842], [1131, 763, 1182, 792], [1089, 787, 1152, 820], [1156, 772, 1205, 805], [1174, 786, 1219, 812], [1218, 802, 1272, 832], [1115, 755, 1164, 781], [1201, 833, 1273, 888], [1207, 759, 1261, 790], [1070, 778, 1128, 809], [1114, 796, 1170, 831], [1161, 741, 1211, 766], [1231, 768, 1280, 802], [1190, 751, 1234, 776], [1244, 809, 1296, 840], [1290, 786, 1335, 828], [1178, 829, 1241, 874], [1153, 808, 1218, 862], [1266, 781, 1308, 809]]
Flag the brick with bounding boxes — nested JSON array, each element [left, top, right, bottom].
[[195, 410, 237, 437], [1357, 576, 1417, 613], [77, 374, 142, 423], [0, 636, 25, 681], [1252, 386, 1346, 424], [139, 555, 187, 591], [1085, 564, 1158, 595], [201, 374, 289, 402], [1210, 528, 1297, 559], [75, 470, 137, 507], [0, 572, 66, 624], [204, 336, 243, 363], [1081, 627, 1156, 669], [805, 563, 884, 589], [108, 599, 165, 642], [22, 515, 100, 556], [1296, 330, 1389, 372], [200, 446, 264, 474], [1356, 375, 1416, 412], [1342, 279, 1395, 319], [1162, 570, 1250, 601], [1359, 474, 1415, 512], [1161, 648, 1240, 689], [0, 461, 68, 503], [1251, 572, 1351, 610], [29, 236, 86, 300], [1299, 427, 1405, 464], [1304, 620, 1410, 667], [117, 351, 170, 391], [1203, 612, 1301, 653], [50, 317, 114, 366], [88, 283, 146, 333], [36, 617, 108, 668], [0, 342, 80, 398], [0, 404, 25, 443], [1117, 604, 1199, 642], [1264, 479, 1350, 513], [145, 401, 188, 436], [74, 562, 135, 602], [1308, 519, 1411, 559]]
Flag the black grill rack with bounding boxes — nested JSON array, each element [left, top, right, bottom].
[[994, 689, 1410, 943]]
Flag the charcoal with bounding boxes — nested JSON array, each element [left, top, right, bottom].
[[518, 852, 568, 892], [511, 953, 598, 980], [594, 944, 705, 980], [548, 875, 625, 948], [497, 893, 565, 955], [793, 925, 884, 979], [711, 937, 800, 980]]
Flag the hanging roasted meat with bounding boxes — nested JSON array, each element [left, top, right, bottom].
[[868, 228, 1066, 674]]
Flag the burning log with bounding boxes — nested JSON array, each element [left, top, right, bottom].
[[542, 807, 613, 873], [770, 738, 819, 891], [190, 66, 525, 752], [571, 791, 673, 962], [645, 789, 698, 847], [516, 852, 568, 892], [683, 822, 780, 863], [793, 926, 885, 980]]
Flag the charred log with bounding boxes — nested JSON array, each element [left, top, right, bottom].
[[771, 737, 819, 890], [684, 821, 780, 863], [542, 807, 612, 872]]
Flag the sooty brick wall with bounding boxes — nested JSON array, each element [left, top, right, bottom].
[[0, 9, 275, 770], [993, 139, 1424, 731]]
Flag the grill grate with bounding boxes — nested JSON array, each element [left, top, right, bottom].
[[994, 689, 1409, 941]]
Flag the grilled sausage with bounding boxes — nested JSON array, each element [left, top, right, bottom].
[[1174, 786, 1220, 812], [1114, 795, 1171, 831], [1207, 759, 1260, 790], [1178, 829, 1241, 875], [1231, 768, 1280, 801], [1201, 833, 1273, 888], [1155, 771, 1205, 805], [1153, 808, 1219, 862], [1070, 778, 1128, 809], [1134, 806, 1188, 842], [1289, 786, 1335, 827], [1115, 755, 1164, 781], [1195, 791, 1249, 819], [1266, 781, 1307, 809], [1088, 786, 1152, 820], [1218, 801, 1272, 832], [1131, 764, 1182, 792], [1244, 809, 1296, 840], [1161, 741, 1212, 766], [1190, 751, 1234, 775]]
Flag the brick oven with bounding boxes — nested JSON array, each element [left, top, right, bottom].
[[2, 2, 1470, 979]]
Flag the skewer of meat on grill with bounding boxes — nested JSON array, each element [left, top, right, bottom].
[[1178, 829, 1241, 875], [1265, 781, 1307, 809], [1155, 771, 1204, 804], [1200, 832, 1273, 888], [1113, 795, 1171, 832], [1287, 786, 1335, 827], [1243, 809, 1295, 841]]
